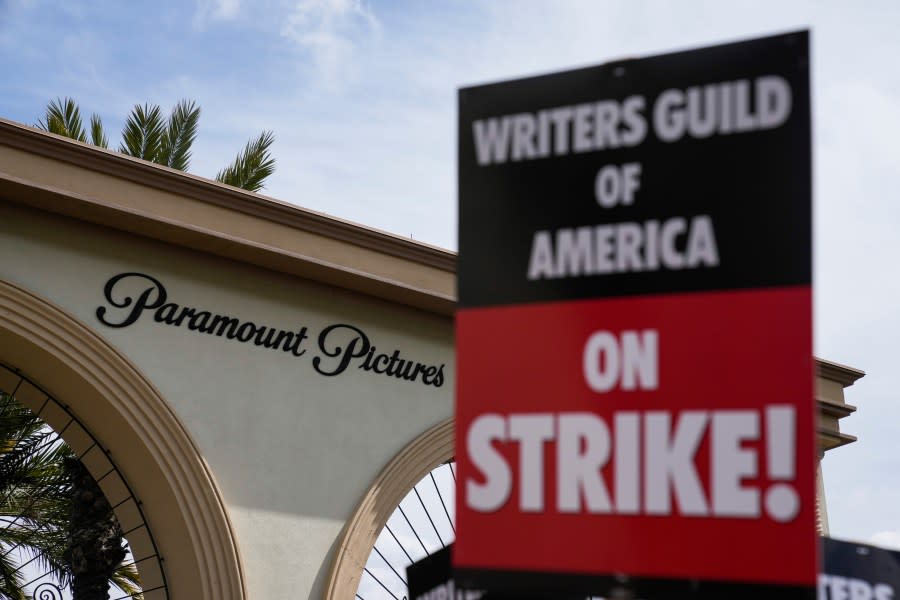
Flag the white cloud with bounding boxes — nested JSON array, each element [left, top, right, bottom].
[[870, 531, 900, 551], [215, 0, 240, 18], [280, 0, 380, 89], [193, 0, 241, 28]]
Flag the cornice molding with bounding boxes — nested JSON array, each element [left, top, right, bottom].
[[816, 357, 865, 387], [818, 427, 858, 451], [0, 118, 456, 272], [817, 396, 857, 419], [0, 170, 456, 316]]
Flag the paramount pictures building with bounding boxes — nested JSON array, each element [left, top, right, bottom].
[[0, 117, 863, 599]]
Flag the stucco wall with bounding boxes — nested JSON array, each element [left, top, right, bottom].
[[0, 201, 455, 599]]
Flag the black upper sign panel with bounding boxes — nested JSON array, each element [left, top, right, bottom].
[[458, 31, 810, 309], [823, 538, 900, 600]]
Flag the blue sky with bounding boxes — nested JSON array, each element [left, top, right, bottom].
[[2, 0, 899, 562]]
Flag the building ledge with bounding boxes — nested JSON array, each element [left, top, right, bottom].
[[0, 118, 457, 316], [816, 357, 865, 387]]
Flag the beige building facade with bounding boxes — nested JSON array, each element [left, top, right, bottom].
[[0, 117, 861, 599]]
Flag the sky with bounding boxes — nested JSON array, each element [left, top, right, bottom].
[[1, 0, 899, 577]]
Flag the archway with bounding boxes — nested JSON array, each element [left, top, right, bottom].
[[0, 279, 245, 600], [1, 362, 169, 598], [324, 419, 453, 600]]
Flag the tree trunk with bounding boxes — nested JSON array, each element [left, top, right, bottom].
[[64, 458, 126, 600]]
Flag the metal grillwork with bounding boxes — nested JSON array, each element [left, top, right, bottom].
[[0, 361, 169, 600], [354, 463, 608, 600], [356, 461, 457, 600]]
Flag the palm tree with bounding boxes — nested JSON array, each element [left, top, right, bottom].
[[64, 458, 127, 600], [0, 392, 141, 600], [37, 97, 276, 193], [0, 392, 68, 600]]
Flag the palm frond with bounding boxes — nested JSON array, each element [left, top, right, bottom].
[[90, 114, 109, 148], [1, 393, 148, 598], [2, 525, 70, 590], [0, 397, 65, 499], [215, 130, 276, 192], [0, 394, 71, 596], [111, 561, 143, 600], [0, 549, 27, 600], [158, 99, 200, 171], [36, 98, 87, 143], [0, 419, 68, 500], [119, 103, 165, 162]]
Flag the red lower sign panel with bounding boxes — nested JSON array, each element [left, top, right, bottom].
[[455, 286, 814, 589]]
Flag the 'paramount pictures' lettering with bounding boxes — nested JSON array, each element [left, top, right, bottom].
[[96, 272, 444, 387]]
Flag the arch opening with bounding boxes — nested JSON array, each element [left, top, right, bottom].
[[324, 418, 453, 600], [0, 278, 245, 600], [0, 364, 167, 599]]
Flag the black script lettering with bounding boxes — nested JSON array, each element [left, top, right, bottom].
[[372, 353, 390, 374], [273, 330, 293, 351], [208, 314, 239, 338], [236, 321, 257, 342], [293, 327, 309, 356], [271, 329, 304, 356], [354, 341, 441, 386], [422, 365, 438, 385], [278, 328, 308, 357], [410, 363, 427, 382], [359, 346, 377, 370], [313, 324, 370, 376], [173, 306, 196, 327], [392, 358, 409, 379], [253, 326, 278, 348], [154, 303, 179, 324], [96, 275, 440, 387], [97, 272, 167, 328], [397, 360, 418, 380], [189, 310, 212, 331], [385, 350, 402, 376]]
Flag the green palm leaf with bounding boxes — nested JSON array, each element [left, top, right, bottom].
[[90, 114, 109, 149], [111, 562, 143, 600], [158, 99, 200, 171], [215, 130, 276, 192], [36, 98, 87, 143], [0, 394, 72, 593], [0, 550, 27, 600], [3, 390, 151, 600], [38, 96, 277, 191], [119, 103, 165, 162]]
